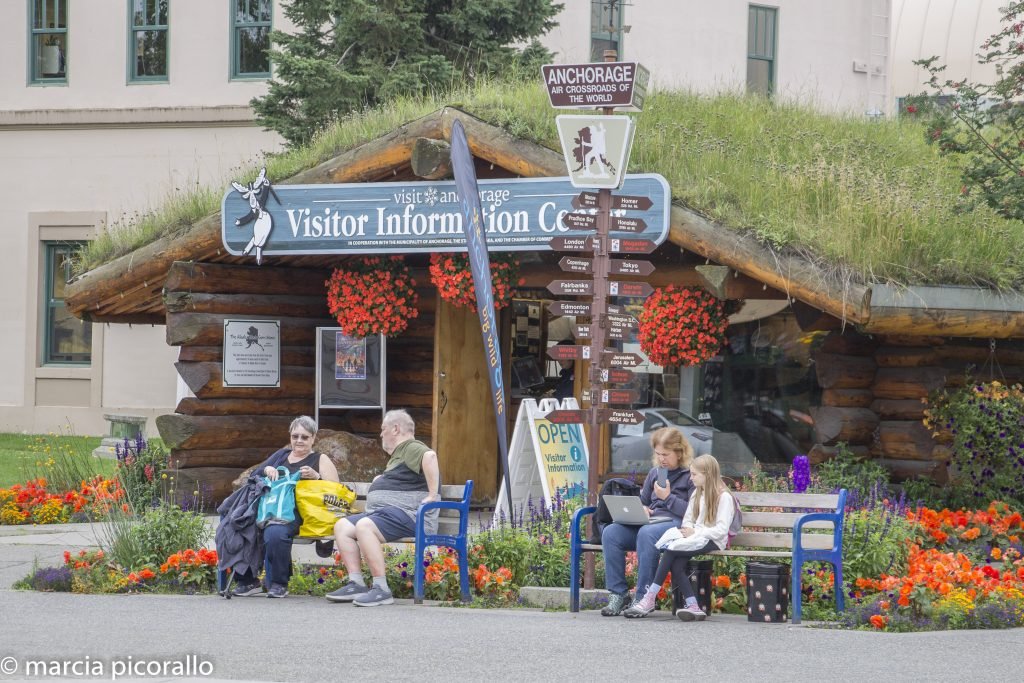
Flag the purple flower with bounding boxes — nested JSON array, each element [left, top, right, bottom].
[[792, 455, 810, 493]]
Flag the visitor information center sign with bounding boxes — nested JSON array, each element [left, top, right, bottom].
[[221, 174, 669, 258]]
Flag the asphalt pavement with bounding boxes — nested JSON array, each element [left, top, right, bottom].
[[0, 522, 1021, 682]]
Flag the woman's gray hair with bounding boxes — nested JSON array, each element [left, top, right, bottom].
[[289, 415, 318, 436], [382, 409, 415, 436]]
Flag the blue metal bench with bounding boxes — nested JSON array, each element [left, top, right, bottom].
[[569, 489, 847, 623]]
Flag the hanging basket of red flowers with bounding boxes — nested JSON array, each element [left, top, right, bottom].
[[428, 252, 522, 313], [638, 285, 729, 367], [325, 256, 419, 338]]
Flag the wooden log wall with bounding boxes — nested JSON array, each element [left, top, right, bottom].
[[157, 261, 438, 507], [809, 330, 1024, 483]]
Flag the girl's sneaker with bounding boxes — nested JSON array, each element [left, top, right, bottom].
[[675, 605, 707, 621], [623, 589, 657, 618]]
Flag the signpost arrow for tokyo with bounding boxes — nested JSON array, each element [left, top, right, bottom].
[[548, 279, 594, 296], [597, 408, 645, 425], [559, 256, 593, 274], [609, 258, 655, 276]]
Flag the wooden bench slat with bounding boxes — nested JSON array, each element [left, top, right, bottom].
[[731, 531, 835, 550], [741, 511, 834, 530], [344, 482, 466, 498], [711, 549, 793, 558], [733, 491, 839, 508]]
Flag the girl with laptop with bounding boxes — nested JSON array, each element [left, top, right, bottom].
[[600, 427, 695, 617], [623, 454, 736, 620]]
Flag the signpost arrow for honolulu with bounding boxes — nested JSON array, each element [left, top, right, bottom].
[[549, 301, 593, 317], [548, 279, 594, 296], [597, 408, 645, 425], [609, 258, 655, 276], [559, 256, 593, 274], [610, 216, 648, 233], [609, 281, 654, 298]]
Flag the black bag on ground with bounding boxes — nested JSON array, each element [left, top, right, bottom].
[[673, 559, 714, 614], [746, 561, 790, 623], [589, 477, 643, 544]]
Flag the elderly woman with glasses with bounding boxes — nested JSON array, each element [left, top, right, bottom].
[[231, 415, 339, 599]]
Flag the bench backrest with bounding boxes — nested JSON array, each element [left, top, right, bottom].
[[343, 482, 468, 538], [730, 491, 843, 551]]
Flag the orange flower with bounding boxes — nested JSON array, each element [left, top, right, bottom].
[[869, 615, 887, 629], [139, 568, 155, 580], [714, 575, 732, 589], [879, 600, 891, 610], [991, 547, 1002, 561]]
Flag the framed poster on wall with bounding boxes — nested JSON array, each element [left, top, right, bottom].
[[222, 319, 281, 387], [315, 328, 385, 420]]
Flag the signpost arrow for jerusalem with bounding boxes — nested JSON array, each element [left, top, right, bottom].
[[601, 351, 645, 369], [548, 279, 594, 296], [609, 281, 654, 298], [597, 408, 645, 425], [549, 300, 593, 317], [562, 212, 598, 230], [559, 256, 593, 274], [609, 258, 655, 276]]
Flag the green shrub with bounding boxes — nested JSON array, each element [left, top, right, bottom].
[[98, 502, 210, 570], [815, 442, 890, 496], [114, 436, 169, 509]]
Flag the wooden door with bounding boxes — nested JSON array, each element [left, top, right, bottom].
[[431, 296, 499, 503]]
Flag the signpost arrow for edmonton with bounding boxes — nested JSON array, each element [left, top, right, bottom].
[[562, 212, 598, 230], [609, 281, 654, 298], [547, 344, 591, 361], [597, 408, 645, 425], [548, 279, 594, 296], [609, 238, 657, 255], [549, 301, 593, 317], [559, 256, 593, 274], [546, 409, 591, 425], [601, 351, 645, 369], [549, 236, 596, 252], [610, 258, 655, 276]]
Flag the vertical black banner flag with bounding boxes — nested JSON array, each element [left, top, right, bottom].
[[449, 120, 513, 514]]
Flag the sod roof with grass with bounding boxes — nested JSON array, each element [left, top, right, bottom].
[[65, 80, 1024, 337]]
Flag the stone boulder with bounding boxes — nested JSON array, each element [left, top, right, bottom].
[[231, 429, 387, 488]]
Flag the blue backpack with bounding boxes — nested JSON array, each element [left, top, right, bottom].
[[257, 466, 300, 527]]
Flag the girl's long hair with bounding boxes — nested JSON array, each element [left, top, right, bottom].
[[690, 454, 727, 525]]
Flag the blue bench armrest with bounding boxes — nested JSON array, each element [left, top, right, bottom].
[[790, 488, 847, 624], [569, 505, 598, 612], [414, 480, 473, 605]]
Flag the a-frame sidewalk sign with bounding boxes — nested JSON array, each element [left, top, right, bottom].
[[493, 397, 590, 525]]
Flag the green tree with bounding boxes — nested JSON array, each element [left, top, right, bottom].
[[912, 1, 1024, 220], [254, 0, 563, 146]]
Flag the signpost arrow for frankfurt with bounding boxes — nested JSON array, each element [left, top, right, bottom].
[[597, 408, 645, 425]]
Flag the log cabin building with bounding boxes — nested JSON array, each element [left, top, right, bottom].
[[64, 107, 1024, 507]]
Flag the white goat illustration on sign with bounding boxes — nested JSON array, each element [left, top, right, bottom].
[[231, 167, 279, 265]]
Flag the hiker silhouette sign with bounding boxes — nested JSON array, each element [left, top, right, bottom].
[[555, 115, 635, 189]]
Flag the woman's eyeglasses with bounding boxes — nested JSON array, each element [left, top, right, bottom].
[[290, 433, 311, 440]]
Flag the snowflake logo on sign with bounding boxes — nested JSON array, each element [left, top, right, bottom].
[[570, 123, 616, 179]]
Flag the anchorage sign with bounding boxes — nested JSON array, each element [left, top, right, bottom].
[[221, 174, 669, 257]]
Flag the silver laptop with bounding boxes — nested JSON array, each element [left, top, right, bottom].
[[603, 495, 673, 525]]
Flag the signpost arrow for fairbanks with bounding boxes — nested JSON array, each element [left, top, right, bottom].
[[548, 279, 594, 297]]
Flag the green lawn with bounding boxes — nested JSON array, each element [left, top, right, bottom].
[[0, 433, 114, 489]]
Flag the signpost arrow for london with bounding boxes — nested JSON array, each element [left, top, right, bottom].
[[597, 408, 645, 425], [547, 344, 591, 361], [609, 238, 658, 255], [562, 212, 598, 230], [559, 256, 593, 274], [548, 279, 594, 296], [610, 216, 648, 233], [549, 301, 593, 317], [609, 281, 654, 298], [546, 409, 592, 425], [610, 259, 655, 276], [549, 236, 596, 252], [601, 351, 645, 369]]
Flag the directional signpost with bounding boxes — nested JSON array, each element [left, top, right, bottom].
[[543, 54, 656, 589]]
